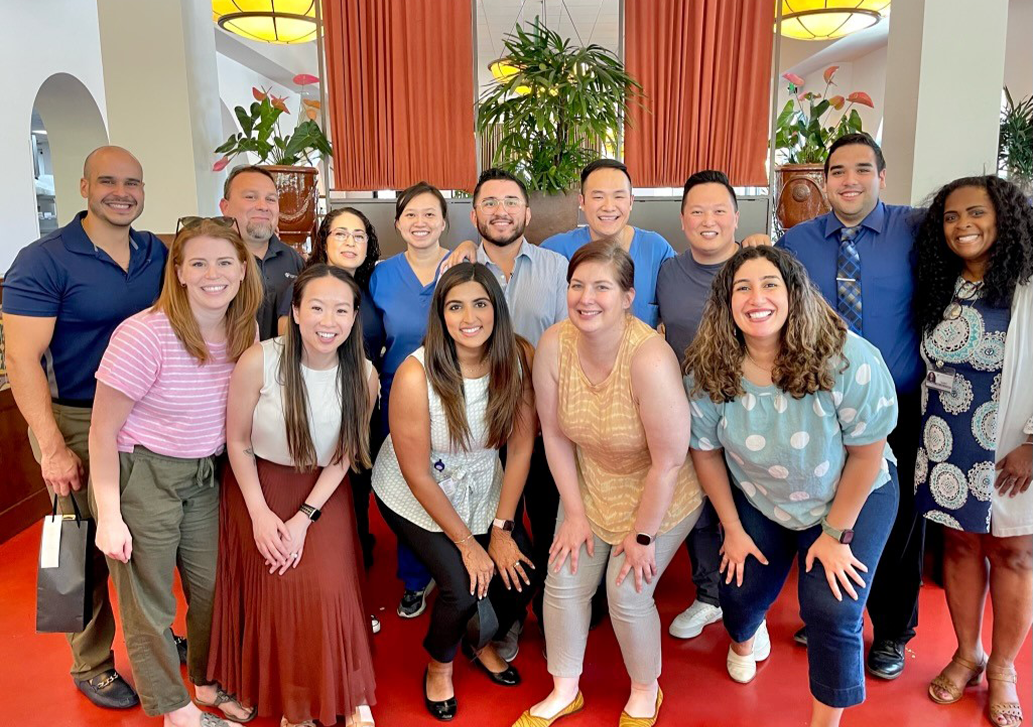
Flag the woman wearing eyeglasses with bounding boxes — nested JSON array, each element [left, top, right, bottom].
[[90, 218, 263, 727], [913, 176, 1032, 727]]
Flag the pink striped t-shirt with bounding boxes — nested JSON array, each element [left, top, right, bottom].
[[96, 308, 236, 458]]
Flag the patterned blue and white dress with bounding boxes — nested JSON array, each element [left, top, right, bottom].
[[915, 278, 1011, 533]]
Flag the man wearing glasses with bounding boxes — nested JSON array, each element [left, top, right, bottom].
[[3, 146, 167, 710], [219, 165, 304, 340]]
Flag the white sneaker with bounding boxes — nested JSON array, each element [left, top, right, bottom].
[[370, 614, 381, 634], [668, 600, 723, 639], [726, 620, 771, 684]]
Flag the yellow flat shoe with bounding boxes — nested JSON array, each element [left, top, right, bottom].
[[618, 687, 663, 727], [512, 692, 585, 727]]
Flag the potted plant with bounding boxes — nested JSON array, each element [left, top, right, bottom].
[[213, 74, 332, 250], [476, 18, 642, 244], [773, 65, 874, 230], [999, 86, 1033, 196]]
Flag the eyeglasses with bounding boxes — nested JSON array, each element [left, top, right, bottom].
[[175, 215, 240, 236], [329, 229, 369, 245], [477, 197, 525, 211]]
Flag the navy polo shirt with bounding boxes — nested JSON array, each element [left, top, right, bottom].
[[2, 211, 167, 404], [776, 201, 924, 394], [255, 235, 305, 341]]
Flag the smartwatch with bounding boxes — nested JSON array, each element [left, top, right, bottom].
[[820, 517, 854, 544], [635, 532, 654, 546], [299, 503, 322, 522], [493, 518, 515, 532]]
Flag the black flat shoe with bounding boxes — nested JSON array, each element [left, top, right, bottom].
[[461, 641, 521, 686], [173, 633, 188, 665], [424, 667, 457, 721], [74, 669, 139, 709], [866, 640, 905, 680], [793, 626, 808, 647]]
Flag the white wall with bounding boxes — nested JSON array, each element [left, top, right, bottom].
[[1005, 0, 1033, 100], [0, 1, 108, 271]]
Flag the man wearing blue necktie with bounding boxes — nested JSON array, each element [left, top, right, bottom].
[[777, 133, 925, 681]]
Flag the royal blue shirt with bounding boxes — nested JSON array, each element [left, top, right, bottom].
[[367, 253, 446, 436], [776, 202, 923, 394], [2, 211, 167, 404], [541, 226, 675, 328]]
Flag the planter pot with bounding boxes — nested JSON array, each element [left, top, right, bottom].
[[260, 165, 319, 253], [775, 164, 830, 231], [525, 190, 580, 246]]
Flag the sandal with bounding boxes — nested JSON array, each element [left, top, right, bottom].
[[928, 654, 987, 704], [195, 687, 257, 724], [987, 665, 1024, 727], [280, 718, 316, 727], [346, 705, 375, 727]]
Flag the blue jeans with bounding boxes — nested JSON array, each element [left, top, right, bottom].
[[720, 465, 899, 708], [397, 542, 433, 592]]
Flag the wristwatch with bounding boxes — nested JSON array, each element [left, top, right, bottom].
[[820, 517, 854, 544], [299, 503, 322, 522], [493, 518, 515, 532], [635, 532, 654, 546]]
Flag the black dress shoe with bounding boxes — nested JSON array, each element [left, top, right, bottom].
[[866, 640, 905, 680], [793, 626, 808, 647], [75, 669, 139, 709], [174, 633, 188, 665], [461, 641, 521, 686], [424, 667, 457, 721]]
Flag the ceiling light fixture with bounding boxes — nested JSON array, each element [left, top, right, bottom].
[[212, 0, 318, 45], [778, 1, 890, 41]]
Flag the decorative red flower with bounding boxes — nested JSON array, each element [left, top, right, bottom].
[[212, 156, 231, 172], [293, 73, 319, 86], [828, 95, 845, 110], [270, 94, 290, 114], [252, 87, 268, 102], [847, 91, 874, 107], [823, 65, 839, 84], [783, 72, 805, 88]]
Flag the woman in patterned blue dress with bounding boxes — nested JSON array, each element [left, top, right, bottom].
[[914, 176, 1033, 727]]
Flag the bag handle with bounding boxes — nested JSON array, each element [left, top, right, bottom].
[[51, 493, 85, 527]]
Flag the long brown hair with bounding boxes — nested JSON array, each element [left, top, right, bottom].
[[279, 264, 371, 471], [423, 263, 529, 451], [156, 218, 262, 363], [684, 246, 847, 402]]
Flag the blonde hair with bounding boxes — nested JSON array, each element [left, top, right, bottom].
[[156, 219, 263, 363]]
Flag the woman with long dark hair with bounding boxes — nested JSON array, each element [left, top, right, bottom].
[[372, 263, 538, 721], [210, 264, 379, 727], [913, 175, 1032, 727], [685, 245, 899, 727]]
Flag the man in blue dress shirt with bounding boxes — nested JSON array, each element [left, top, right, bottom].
[[777, 133, 925, 680]]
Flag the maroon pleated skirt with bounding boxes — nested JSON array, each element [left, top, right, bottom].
[[207, 458, 376, 725]]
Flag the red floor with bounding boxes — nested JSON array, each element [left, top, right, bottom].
[[1, 510, 1029, 727]]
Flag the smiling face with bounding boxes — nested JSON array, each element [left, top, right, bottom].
[[824, 143, 885, 225], [219, 171, 280, 245], [681, 182, 740, 263], [472, 179, 530, 247], [443, 280, 495, 354], [567, 259, 635, 334], [326, 211, 369, 275], [176, 235, 247, 315], [943, 185, 997, 274], [396, 192, 447, 250], [730, 258, 790, 347], [580, 167, 634, 239], [292, 273, 358, 358], [80, 147, 145, 228]]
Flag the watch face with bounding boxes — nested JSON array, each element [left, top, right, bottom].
[[841, 529, 854, 545], [636, 533, 652, 546], [502, 520, 514, 532]]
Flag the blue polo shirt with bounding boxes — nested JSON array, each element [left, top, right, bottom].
[[2, 211, 167, 404], [541, 226, 675, 328], [776, 202, 923, 394]]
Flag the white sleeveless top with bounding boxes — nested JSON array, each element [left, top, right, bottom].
[[251, 337, 372, 468], [372, 347, 503, 533]]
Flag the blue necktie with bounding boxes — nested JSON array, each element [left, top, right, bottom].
[[836, 226, 862, 334]]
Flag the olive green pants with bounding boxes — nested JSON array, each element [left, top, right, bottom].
[[28, 404, 116, 681], [99, 447, 219, 717]]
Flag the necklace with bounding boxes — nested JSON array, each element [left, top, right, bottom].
[[744, 349, 772, 371], [945, 278, 984, 320]]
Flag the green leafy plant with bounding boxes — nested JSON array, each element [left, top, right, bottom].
[[775, 65, 874, 165], [476, 18, 643, 193], [213, 84, 332, 170], [999, 87, 1033, 193]]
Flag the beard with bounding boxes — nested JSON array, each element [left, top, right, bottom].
[[476, 216, 525, 247], [245, 219, 275, 242]]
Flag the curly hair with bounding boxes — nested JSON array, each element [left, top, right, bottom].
[[915, 175, 1033, 335], [309, 207, 381, 290], [684, 246, 847, 403]]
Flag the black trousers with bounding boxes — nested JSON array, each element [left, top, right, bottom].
[[866, 388, 925, 644], [376, 495, 538, 663], [521, 437, 561, 624]]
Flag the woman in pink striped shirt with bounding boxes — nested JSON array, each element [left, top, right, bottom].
[[90, 218, 263, 727]]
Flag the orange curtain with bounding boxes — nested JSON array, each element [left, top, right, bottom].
[[624, 0, 774, 187], [322, 0, 476, 190]]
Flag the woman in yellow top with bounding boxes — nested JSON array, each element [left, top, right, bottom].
[[515, 240, 703, 727]]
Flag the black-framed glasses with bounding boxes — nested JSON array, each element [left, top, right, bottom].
[[175, 215, 240, 236]]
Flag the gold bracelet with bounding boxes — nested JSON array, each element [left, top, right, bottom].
[[453, 532, 474, 545]]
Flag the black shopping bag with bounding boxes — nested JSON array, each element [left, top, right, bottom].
[[35, 495, 89, 633]]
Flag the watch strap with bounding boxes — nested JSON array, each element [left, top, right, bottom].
[[820, 517, 851, 543], [299, 503, 321, 522], [493, 518, 515, 532]]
